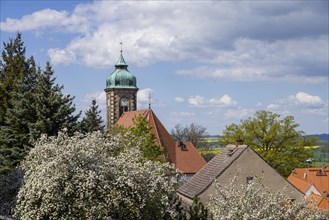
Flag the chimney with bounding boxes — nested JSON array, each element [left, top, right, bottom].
[[235, 139, 243, 147]]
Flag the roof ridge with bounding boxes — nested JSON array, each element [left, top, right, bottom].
[[177, 146, 248, 199], [148, 110, 162, 146]]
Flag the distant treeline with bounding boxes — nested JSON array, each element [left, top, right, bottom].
[[204, 134, 329, 142], [308, 134, 329, 141]]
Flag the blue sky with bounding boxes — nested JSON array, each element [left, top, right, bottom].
[[1, 0, 328, 135]]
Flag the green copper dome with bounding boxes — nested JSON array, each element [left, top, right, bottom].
[[106, 53, 137, 89]]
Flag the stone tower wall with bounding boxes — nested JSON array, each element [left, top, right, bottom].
[[105, 88, 138, 129]]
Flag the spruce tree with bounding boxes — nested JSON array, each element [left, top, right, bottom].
[[0, 34, 81, 173], [29, 62, 80, 140], [0, 32, 28, 125], [80, 99, 104, 133], [0, 55, 38, 173]]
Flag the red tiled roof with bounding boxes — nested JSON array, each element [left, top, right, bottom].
[[287, 175, 312, 193], [116, 109, 206, 174], [307, 193, 329, 211], [288, 167, 329, 211], [288, 167, 329, 194]]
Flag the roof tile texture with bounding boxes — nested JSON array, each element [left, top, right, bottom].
[[288, 167, 329, 194], [288, 167, 329, 211], [177, 145, 247, 199]]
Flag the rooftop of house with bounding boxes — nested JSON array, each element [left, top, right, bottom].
[[116, 109, 206, 174], [288, 167, 329, 194], [287, 175, 317, 193], [307, 193, 329, 211], [177, 144, 248, 199]]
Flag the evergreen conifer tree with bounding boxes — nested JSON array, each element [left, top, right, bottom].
[[29, 62, 80, 140], [0, 35, 80, 173], [0, 55, 38, 173], [80, 99, 104, 133], [0, 32, 28, 125]]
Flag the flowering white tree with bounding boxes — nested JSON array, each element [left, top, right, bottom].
[[14, 131, 185, 219], [207, 176, 325, 220]]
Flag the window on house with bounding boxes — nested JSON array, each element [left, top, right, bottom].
[[246, 176, 254, 185]]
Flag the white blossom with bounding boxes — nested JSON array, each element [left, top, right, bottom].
[[14, 131, 183, 219], [207, 175, 326, 220]]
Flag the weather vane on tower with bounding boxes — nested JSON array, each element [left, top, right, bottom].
[[120, 42, 123, 53], [148, 93, 152, 109]]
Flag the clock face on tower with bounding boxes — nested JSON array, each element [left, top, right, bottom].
[[121, 98, 128, 107]]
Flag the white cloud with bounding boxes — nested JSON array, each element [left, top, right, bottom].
[[223, 108, 254, 121], [188, 96, 205, 107], [188, 94, 237, 107], [1, 9, 67, 32], [209, 95, 237, 106], [75, 91, 107, 121], [267, 103, 280, 110], [137, 88, 153, 108], [2, 1, 326, 84], [82, 91, 106, 113], [84, 91, 106, 103], [177, 36, 328, 83], [293, 92, 324, 106], [48, 48, 76, 65], [265, 92, 327, 120], [174, 97, 184, 103], [171, 112, 195, 117], [0, 8, 88, 33]]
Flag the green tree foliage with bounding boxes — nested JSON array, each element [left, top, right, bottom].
[[28, 62, 80, 140], [0, 34, 38, 173], [79, 99, 104, 133], [219, 111, 317, 177], [171, 123, 207, 148], [14, 131, 185, 219], [0, 34, 80, 173], [130, 116, 164, 162], [189, 197, 208, 220], [0, 32, 29, 125], [0, 54, 38, 173]]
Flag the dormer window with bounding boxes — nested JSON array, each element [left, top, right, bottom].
[[316, 169, 327, 176], [179, 141, 187, 151]]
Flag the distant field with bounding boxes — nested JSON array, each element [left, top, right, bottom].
[[311, 162, 329, 167], [198, 147, 222, 162], [198, 148, 221, 155], [198, 137, 329, 165], [201, 137, 222, 148]]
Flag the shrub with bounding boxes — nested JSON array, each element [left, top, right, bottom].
[[14, 131, 184, 219]]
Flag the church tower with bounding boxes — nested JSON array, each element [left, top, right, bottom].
[[105, 49, 138, 129]]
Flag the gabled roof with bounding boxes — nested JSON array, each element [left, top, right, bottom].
[[288, 167, 329, 211], [288, 167, 329, 194], [307, 193, 329, 211], [287, 175, 313, 193], [116, 109, 206, 174], [177, 145, 248, 199]]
